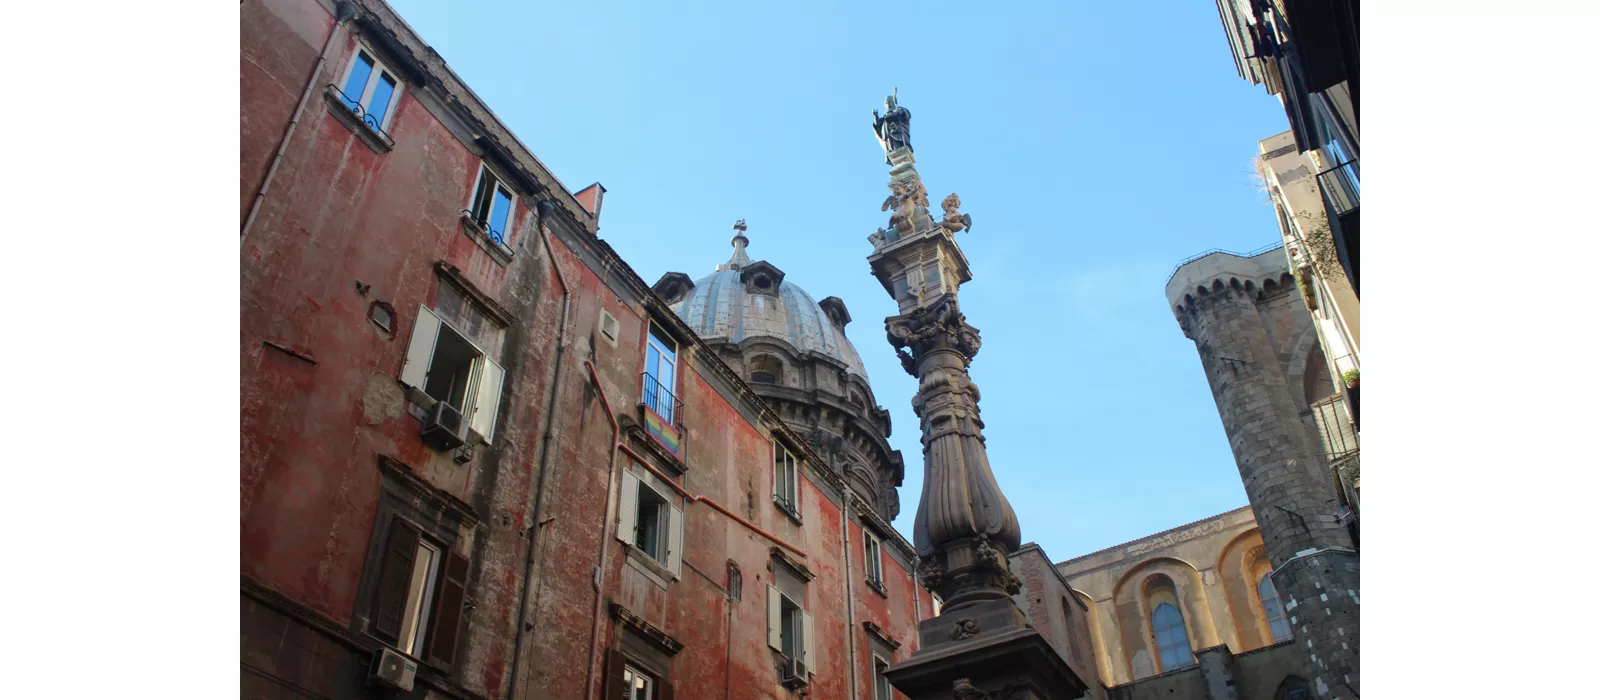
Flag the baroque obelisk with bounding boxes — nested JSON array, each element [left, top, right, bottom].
[[868, 91, 1086, 700]]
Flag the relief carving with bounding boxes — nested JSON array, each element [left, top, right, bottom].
[[950, 617, 981, 641]]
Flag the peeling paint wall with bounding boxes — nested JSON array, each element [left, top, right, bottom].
[[241, 3, 922, 700]]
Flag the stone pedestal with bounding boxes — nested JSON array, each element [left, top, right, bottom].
[[886, 598, 1086, 700]]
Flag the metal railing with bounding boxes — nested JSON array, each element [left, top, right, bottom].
[[326, 84, 395, 145], [1310, 394, 1359, 459], [641, 372, 684, 427], [1317, 160, 1360, 216], [1165, 241, 1285, 285]]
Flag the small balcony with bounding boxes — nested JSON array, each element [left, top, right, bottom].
[[640, 372, 685, 457], [323, 83, 395, 153], [1317, 160, 1360, 217]]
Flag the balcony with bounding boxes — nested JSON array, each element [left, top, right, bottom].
[[1317, 160, 1359, 217], [640, 372, 685, 457], [323, 83, 395, 153]]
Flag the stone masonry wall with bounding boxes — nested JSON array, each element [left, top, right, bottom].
[[1176, 276, 1359, 699]]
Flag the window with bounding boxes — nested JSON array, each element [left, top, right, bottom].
[[643, 322, 678, 424], [370, 517, 469, 667], [469, 164, 518, 245], [773, 440, 800, 516], [400, 294, 507, 444], [622, 664, 654, 700], [1258, 574, 1291, 642], [863, 530, 884, 590], [1151, 602, 1194, 672], [617, 465, 684, 578], [749, 355, 782, 384], [599, 310, 620, 346], [338, 47, 401, 131], [767, 585, 815, 671], [873, 655, 893, 700]]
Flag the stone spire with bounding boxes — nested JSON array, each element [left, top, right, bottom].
[[718, 219, 751, 271], [870, 93, 1085, 700]]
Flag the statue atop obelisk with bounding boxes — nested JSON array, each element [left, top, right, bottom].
[[867, 91, 1086, 700]]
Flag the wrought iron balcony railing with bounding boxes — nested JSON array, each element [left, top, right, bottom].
[[1317, 160, 1360, 217], [326, 84, 396, 146], [640, 372, 684, 427]]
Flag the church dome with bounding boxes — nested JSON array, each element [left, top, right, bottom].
[[659, 229, 869, 382]]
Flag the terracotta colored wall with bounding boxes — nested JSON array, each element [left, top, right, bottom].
[[242, 4, 923, 700]]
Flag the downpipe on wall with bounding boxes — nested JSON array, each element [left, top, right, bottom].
[[842, 491, 860, 700], [242, 1, 356, 244], [581, 360, 623, 700], [506, 202, 570, 700]]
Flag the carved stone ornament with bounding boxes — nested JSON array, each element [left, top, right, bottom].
[[940, 193, 973, 234], [952, 678, 993, 700], [918, 558, 944, 590], [885, 297, 982, 364], [882, 179, 927, 234], [950, 617, 982, 641]]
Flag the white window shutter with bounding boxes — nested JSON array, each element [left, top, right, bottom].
[[666, 502, 684, 578], [470, 356, 505, 443], [802, 609, 816, 672], [400, 305, 442, 389], [617, 471, 639, 546], [771, 442, 780, 501], [767, 585, 783, 651]]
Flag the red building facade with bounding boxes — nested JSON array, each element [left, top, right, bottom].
[[240, 1, 924, 699]]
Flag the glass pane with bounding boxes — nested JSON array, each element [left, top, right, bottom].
[[473, 171, 497, 226], [367, 71, 398, 128], [398, 542, 438, 654], [488, 186, 514, 240], [341, 51, 375, 111]]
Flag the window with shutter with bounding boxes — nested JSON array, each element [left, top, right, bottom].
[[767, 584, 784, 651], [367, 516, 469, 667], [424, 551, 470, 670], [801, 610, 815, 673], [400, 305, 442, 390], [618, 471, 640, 547], [372, 518, 421, 646], [666, 503, 684, 578], [470, 356, 505, 444]]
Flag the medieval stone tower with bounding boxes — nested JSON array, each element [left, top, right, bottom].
[[1168, 249, 1360, 699]]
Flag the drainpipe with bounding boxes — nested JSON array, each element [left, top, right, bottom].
[[582, 360, 624, 700], [242, 1, 355, 244], [506, 202, 571, 700], [842, 491, 860, 700]]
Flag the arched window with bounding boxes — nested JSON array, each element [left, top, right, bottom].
[[1151, 602, 1193, 671], [1275, 676, 1311, 700], [1258, 574, 1290, 642], [749, 355, 782, 385]]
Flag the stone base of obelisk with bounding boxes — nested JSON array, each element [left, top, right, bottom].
[[885, 597, 1087, 700]]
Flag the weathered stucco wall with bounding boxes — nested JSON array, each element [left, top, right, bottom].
[[241, 2, 922, 700]]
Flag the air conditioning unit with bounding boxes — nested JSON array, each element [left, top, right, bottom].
[[780, 656, 808, 688], [421, 400, 466, 451], [368, 647, 417, 692]]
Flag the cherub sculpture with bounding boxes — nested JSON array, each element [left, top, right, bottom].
[[940, 193, 973, 234]]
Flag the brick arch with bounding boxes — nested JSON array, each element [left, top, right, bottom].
[[1109, 557, 1218, 681]]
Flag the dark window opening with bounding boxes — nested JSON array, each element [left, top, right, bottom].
[[425, 326, 480, 413]]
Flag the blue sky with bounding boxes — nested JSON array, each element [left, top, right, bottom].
[[389, 0, 1291, 560]]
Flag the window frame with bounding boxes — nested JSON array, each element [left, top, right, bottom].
[[872, 654, 893, 700], [767, 584, 814, 670], [399, 290, 509, 445], [772, 439, 800, 518], [643, 321, 679, 423], [616, 464, 685, 579], [467, 163, 519, 246], [1257, 573, 1292, 642], [1150, 601, 1194, 672], [622, 663, 655, 700], [863, 529, 884, 590], [336, 45, 403, 131]]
